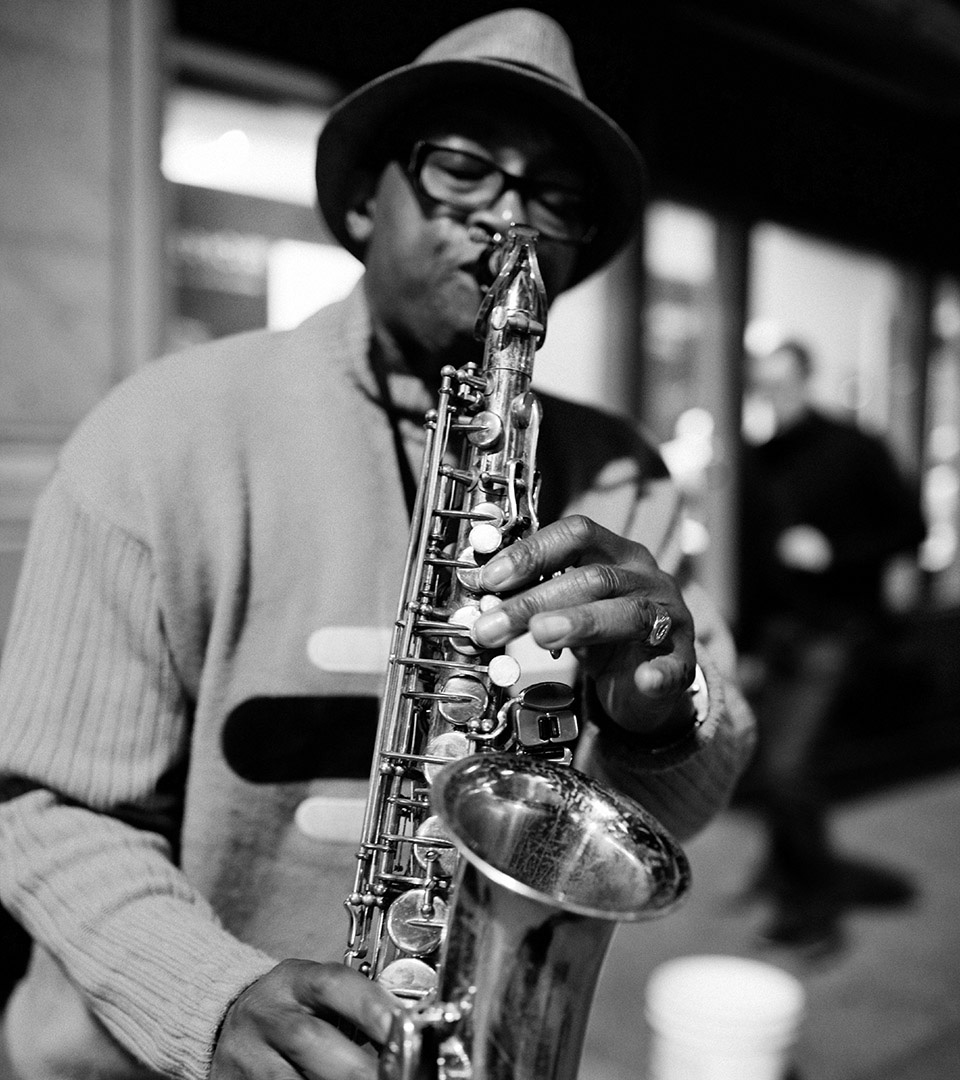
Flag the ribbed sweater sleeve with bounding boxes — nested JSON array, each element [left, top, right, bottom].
[[0, 472, 275, 1080], [579, 648, 756, 842]]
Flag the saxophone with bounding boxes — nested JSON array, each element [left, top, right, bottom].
[[345, 226, 690, 1080]]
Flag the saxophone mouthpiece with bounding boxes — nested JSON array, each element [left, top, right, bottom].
[[467, 225, 505, 247], [468, 225, 509, 288]]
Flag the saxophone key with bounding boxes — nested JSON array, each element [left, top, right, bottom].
[[463, 409, 503, 449], [467, 499, 505, 556], [413, 815, 458, 875], [448, 605, 483, 656], [510, 390, 537, 428], [422, 731, 472, 783], [453, 545, 484, 592], [377, 958, 438, 1002], [435, 675, 488, 725], [385, 888, 449, 956], [487, 653, 521, 688], [468, 521, 502, 554], [471, 500, 504, 525]]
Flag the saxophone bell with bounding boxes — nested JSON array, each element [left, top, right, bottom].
[[380, 754, 690, 1080]]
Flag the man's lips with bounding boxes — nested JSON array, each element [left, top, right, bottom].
[[459, 249, 501, 294], [459, 257, 496, 295]]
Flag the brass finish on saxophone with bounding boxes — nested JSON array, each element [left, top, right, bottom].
[[345, 227, 691, 1080]]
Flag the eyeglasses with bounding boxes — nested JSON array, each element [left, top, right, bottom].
[[405, 141, 596, 245]]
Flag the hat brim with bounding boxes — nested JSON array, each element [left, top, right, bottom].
[[315, 58, 646, 288]]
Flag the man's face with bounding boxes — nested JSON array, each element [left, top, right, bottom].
[[349, 96, 591, 383], [747, 348, 811, 433]]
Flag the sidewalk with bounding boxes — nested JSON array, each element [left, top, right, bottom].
[[581, 770, 960, 1080]]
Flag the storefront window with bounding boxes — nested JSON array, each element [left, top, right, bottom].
[[161, 81, 361, 348]]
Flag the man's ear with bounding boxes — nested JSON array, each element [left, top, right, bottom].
[[344, 170, 378, 250]]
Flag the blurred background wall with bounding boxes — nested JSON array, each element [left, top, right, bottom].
[[0, 0, 165, 631]]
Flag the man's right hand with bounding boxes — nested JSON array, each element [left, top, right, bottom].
[[210, 959, 398, 1079]]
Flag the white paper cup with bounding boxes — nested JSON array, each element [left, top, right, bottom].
[[645, 955, 805, 1080]]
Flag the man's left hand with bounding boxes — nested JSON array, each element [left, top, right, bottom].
[[473, 515, 697, 740]]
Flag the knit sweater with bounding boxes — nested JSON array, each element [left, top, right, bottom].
[[0, 285, 754, 1080]]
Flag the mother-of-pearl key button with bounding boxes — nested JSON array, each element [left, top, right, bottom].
[[467, 500, 505, 556], [487, 653, 521, 687], [295, 796, 366, 843], [469, 521, 503, 554]]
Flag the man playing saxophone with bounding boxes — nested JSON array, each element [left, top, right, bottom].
[[0, 9, 754, 1080]]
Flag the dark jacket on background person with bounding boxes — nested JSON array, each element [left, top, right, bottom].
[[739, 407, 926, 648]]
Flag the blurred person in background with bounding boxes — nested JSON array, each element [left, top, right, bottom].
[[738, 337, 926, 956]]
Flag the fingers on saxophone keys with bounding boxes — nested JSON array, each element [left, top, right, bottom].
[[532, 596, 673, 653], [472, 571, 578, 647], [478, 518, 613, 592], [473, 605, 574, 650], [478, 551, 522, 591], [526, 595, 662, 651], [477, 522, 576, 592], [472, 605, 516, 647], [474, 592, 656, 652]]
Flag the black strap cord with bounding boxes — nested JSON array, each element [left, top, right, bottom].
[[369, 345, 419, 522]]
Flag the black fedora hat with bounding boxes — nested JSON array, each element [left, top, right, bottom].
[[315, 8, 645, 287]]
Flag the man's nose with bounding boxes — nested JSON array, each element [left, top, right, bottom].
[[470, 186, 528, 234]]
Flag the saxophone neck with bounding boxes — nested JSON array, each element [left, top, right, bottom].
[[474, 226, 548, 352]]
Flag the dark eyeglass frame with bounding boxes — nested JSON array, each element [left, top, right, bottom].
[[404, 140, 597, 246]]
